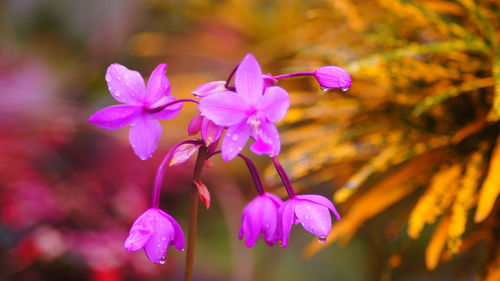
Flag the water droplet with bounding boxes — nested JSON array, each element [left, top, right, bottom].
[[229, 148, 234, 153], [341, 87, 349, 92], [115, 90, 121, 96], [159, 256, 167, 264], [105, 76, 111, 82], [306, 205, 311, 210], [237, 146, 243, 151], [318, 236, 327, 244], [320, 87, 330, 93], [124, 73, 130, 79], [161, 236, 166, 241], [232, 135, 239, 141]]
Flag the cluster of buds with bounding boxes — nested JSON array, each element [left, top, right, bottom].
[[89, 54, 351, 264]]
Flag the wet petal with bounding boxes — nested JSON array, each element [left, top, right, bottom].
[[250, 122, 281, 156], [278, 199, 296, 248], [294, 199, 332, 239], [199, 91, 250, 126], [145, 64, 170, 106], [314, 66, 352, 89], [129, 114, 162, 160], [89, 105, 141, 130], [260, 197, 279, 245], [192, 81, 226, 97], [151, 96, 183, 120], [239, 199, 262, 248], [221, 121, 251, 161], [235, 54, 264, 105], [106, 64, 146, 104], [201, 118, 224, 146], [144, 212, 174, 264], [296, 194, 341, 221], [162, 211, 185, 252], [257, 86, 290, 122], [124, 209, 156, 251]]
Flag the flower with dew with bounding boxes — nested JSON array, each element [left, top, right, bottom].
[[239, 192, 283, 247], [278, 194, 340, 247], [199, 53, 290, 161], [124, 208, 185, 264], [314, 66, 352, 92], [89, 64, 182, 160]]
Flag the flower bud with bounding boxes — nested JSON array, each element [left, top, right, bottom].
[[314, 66, 352, 91]]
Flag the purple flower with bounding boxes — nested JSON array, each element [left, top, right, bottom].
[[89, 64, 182, 160], [124, 208, 185, 264], [199, 54, 290, 161], [187, 114, 224, 146], [314, 66, 352, 91], [278, 194, 340, 248], [239, 193, 283, 247]]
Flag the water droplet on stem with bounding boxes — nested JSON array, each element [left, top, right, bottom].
[[320, 87, 330, 93]]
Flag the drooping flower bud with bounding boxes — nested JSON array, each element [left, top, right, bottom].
[[314, 66, 352, 92]]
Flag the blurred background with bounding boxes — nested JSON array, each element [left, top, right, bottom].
[[1, 0, 499, 280]]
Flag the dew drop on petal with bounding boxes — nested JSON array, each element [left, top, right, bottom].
[[125, 73, 130, 79], [232, 135, 239, 141], [318, 236, 327, 244], [161, 236, 166, 241], [159, 256, 167, 264], [341, 87, 349, 92], [320, 87, 330, 93], [116, 90, 121, 96]]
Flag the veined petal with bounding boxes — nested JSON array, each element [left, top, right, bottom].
[[260, 197, 279, 245], [240, 200, 262, 248], [106, 64, 146, 104], [201, 118, 224, 146], [278, 199, 296, 248], [257, 86, 290, 122], [294, 200, 332, 239], [199, 91, 250, 126], [124, 209, 156, 251], [235, 54, 264, 105], [250, 122, 281, 156], [89, 105, 141, 130], [297, 194, 341, 221], [221, 121, 251, 161], [151, 96, 183, 120], [163, 212, 185, 251], [129, 114, 162, 160], [145, 64, 171, 106], [144, 212, 174, 264], [192, 81, 226, 97], [187, 114, 203, 135]]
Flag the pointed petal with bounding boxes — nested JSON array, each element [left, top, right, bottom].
[[89, 105, 141, 130], [297, 194, 341, 221], [187, 114, 203, 135], [129, 114, 162, 160], [257, 86, 290, 122], [106, 64, 146, 104], [314, 66, 352, 89], [199, 91, 249, 126], [221, 121, 251, 161], [192, 80, 226, 97], [201, 118, 224, 146], [294, 199, 332, 239], [260, 197, 279, 245], [170, 143, 202, 166], [151, 96, 183, 120], [239, 199, 262, 248], [124, 209, 156, 251], [278, 199, 295, 248], [162, 211, 185, 252], [235, 54, 264, 105], [144, 211, 174, 264], [145, 64, 171, 106], [250, 122, 281, 156]]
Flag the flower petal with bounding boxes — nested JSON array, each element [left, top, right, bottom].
[[89, 105, 141, 130], [278, 199, 296, 248], [151, 96, 183, 120], [294, 199, 332, 239], [201, 118, 224, 146], [250, 122, 281, 156], [259, 196, 279, 245], [199, 91, 249, 126], [192, 80, 226, 97], [144, 211, 174, 264], [239, 199, 262, 248], [145, 63, 171, 106], [221, 121, 251, 161], [129, 114, 162, 160], [187, 114, 203, 135], [257, 86, 290, 122], [235, 53, 264, 105], [162, 211, 185, 252], [124, 209, 156, 251], [106, 64, 146, 104], [314, 66, 352, 89], [296, 194, 341, 221]]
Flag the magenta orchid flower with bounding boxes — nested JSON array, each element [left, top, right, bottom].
[[124, 208, 185, 264], [199, 53, 290, 161], [278, 194, 340, 248], [89, 64, 182, 160], [239, 192, 283, 247], [314, 66, 352, 91]]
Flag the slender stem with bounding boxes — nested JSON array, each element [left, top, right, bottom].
[[146, 98, 199, 113], [184, 145, 208, 281], [271, 71, 315, 80], [225, 64, 239, 89], [270, 156, 296, 198], [152, 139, 203, 208]]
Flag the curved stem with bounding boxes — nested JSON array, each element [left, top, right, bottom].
[[272, 71, 315, 80], [270, 156, 296, 198], [146, 98, 199, 113], [184, 145, 208, 281], [225, 64, 239, 89], [152, 139, 203, 208]]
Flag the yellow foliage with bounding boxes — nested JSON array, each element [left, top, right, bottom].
[[475, 136, 500, 222], [426, 215, 450, 270], [408, 164, 462, 239]]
